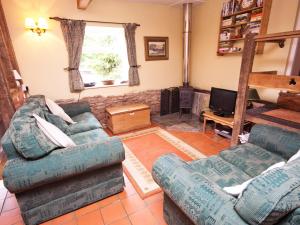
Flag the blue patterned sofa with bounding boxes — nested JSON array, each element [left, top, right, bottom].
[[1, 95, 125, 225], [152, 125, 300, 225]]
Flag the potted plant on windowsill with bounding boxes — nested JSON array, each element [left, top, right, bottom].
[[102, 80, 115, 85], [99, 53, 121, 86]]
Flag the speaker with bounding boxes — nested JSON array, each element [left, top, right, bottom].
[[169, 87, 179, 113], [160, 89, 170, 116]]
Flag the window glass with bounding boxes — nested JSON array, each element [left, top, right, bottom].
[[80, 25, 129, 87]]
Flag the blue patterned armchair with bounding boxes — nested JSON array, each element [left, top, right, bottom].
[[1, 96, 125, 225], [152, 125, 300, 225]]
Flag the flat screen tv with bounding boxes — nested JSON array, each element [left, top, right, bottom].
[[209, 87, 237, 117]]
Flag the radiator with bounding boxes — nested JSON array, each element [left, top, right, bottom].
[[192, 92, 210, 116]]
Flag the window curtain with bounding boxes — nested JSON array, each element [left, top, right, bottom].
[[60, 20, 86, 92], [123, 23, 140, 86]]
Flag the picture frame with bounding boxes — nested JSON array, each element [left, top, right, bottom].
[[144, 36, 169, 61]]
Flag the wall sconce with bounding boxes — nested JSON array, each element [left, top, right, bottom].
[[25, 17, 48, 35]]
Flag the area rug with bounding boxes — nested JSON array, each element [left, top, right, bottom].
[[119, 127, 206, 199], [166, 122, 200, 132]]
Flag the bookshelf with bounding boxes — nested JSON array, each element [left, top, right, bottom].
[[217, 0, 272, 56]]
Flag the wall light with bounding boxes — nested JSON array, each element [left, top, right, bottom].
[[25, 17, 48, 35]]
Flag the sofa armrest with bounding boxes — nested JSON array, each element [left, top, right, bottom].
[[59, 101, 91, 117], [3, 137, 125, 193], [152, 154, 247, 225], [249, 124, 300, 160]]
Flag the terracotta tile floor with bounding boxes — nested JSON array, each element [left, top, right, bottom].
[[0, 130, 229, 225]]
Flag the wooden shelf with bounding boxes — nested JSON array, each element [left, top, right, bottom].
[[222, 6, 263, 18], [221, 22, 248, 29], [217, 51, 243, 56], [217, 0, 272, 56], [219, 37, 245, 42]]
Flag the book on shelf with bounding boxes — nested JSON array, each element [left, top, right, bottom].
[[222, 0, 237, 17], [219, 41, 233, 48], [222, 18, 233, 27], [220, 28, 234, 41], [250, 13, 262, 22], [257, 0, 264, 7], [218, 46, 242, 54], [249, 21, 261, 33]]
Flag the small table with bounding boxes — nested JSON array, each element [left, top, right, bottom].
[[202, 111, 235, 133]]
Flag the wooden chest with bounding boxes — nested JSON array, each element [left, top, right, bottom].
[[106, 104, 151, 134]]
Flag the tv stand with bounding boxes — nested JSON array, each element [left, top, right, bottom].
[[213, 111, 233, 117], [202, 111, 250, 134]]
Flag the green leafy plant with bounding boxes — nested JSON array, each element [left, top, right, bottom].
[[81, 53, 121, 80]]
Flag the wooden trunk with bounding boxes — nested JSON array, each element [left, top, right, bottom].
[[106, 104, 151, 134]]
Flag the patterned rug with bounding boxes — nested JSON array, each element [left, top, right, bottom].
[[166, 122, 200, 132], [119, 127, 206, 199]]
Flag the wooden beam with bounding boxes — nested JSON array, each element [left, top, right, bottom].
[[77, 0, 93, 10], [231, 33, 257, 146], [255, 30, 300, 42], [256, 0, 272, 54], [249, 73, 300, 92], [0, 1, 18, 88]]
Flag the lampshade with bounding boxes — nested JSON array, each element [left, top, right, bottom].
[[38, 17, 48, 29], [12, 70, 22, 80], [25, 18, 36, 29], [248, 88, 260, 101]]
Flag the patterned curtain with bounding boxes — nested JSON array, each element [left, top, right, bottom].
[[123, 23, 140, 86], [60, 20, 86, 92]]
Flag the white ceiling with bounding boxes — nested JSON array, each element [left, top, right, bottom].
[[127, 0, 205, 6]]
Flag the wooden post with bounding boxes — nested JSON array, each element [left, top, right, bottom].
[[231, 33, 257, 146], [0, 1, 19, 88], [0, 63, 15, 128]]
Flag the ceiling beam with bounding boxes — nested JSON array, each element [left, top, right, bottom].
[[77, 0, 93, 10]]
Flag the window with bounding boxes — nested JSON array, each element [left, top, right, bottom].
[[80, 25, 129, 87]]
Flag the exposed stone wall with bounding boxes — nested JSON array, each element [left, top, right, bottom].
[[58, 90, 161, 126]]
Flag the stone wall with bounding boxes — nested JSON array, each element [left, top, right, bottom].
[[58, 90, 161, 126]]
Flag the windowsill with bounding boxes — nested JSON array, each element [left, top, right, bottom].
[[84, 82, 128, 89]]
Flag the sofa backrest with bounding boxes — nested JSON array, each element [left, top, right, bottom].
[[1, 95, 54, 160], [249, 124, 300, 160]]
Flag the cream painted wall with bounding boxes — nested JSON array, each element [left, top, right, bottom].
[[2, 0, 183, 100], [191, 0, 298, 102]]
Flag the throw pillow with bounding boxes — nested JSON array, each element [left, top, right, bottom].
[[9, 103, 58, 159], [45, 98, 76, 124], [223, 161, 286, 197], [234, 159, 300, 225], [33, 114, 76, 148]]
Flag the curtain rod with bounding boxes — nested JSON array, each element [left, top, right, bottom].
[[49, 17, 140, 26]]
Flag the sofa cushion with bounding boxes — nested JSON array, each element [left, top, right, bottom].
[[220, 143, 285, 177], [44, 112, 71, 135], [26, 95, 47, 109], [70, 112, 102, 134], [189, 155, 252, 188], [70, 129, 109, 145], [9, 102, 58, 159], [235, 158, 300, 225], [249, 125, 300, 160], [3, 136, 125, 193]]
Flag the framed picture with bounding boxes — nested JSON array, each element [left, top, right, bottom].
[[144, 36, 169, 61]]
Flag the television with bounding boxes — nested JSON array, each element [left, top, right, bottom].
[[209, 87, 237, 117]]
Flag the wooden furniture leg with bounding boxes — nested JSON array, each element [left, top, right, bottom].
[[203, 117, 207, 133]]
